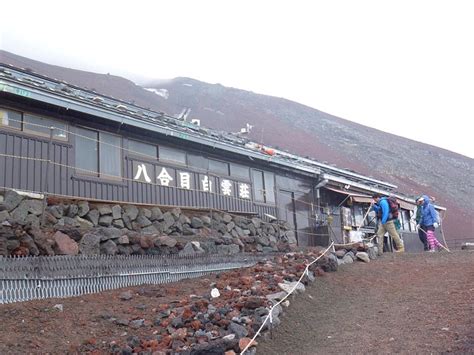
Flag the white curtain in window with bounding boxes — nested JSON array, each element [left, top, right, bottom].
[[100, 132, 121, 177]]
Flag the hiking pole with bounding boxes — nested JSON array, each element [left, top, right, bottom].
[[417, 226, 450, 252], [357, 202, 373, 231], [439, 211, 450, 251]]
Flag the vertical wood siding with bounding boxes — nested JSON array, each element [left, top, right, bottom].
[[0, 130, 279, 219]]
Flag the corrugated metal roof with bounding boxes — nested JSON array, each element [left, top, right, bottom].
[[0, 63, 398, 191]]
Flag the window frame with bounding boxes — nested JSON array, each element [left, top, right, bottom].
[[99, 131, 122, 180], [75, 126, 99, 177], [22, 112, 68, 141], [209, 159, 230, 176], [186, 153, 208, 171], [75, 126, 123, 181], [0, 107, 69, 141], [159, 145, 187, 166], [263, 171, 276, 204], [230, 163, 250, 180], [128, 139, 158, 161], [0, 107, 23, 131], [251, 169, 266, 203]]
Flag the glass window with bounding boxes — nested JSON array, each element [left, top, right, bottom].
[[23, 113, 68, 140], [159, 146, 186, 165], [252, 169, 265, 202], [0, 108, 22, 129], [409, 210, 417, 232], [230, 163, 249, 179], [209, 159, 229, 175], [264, 172, 275, 204], [401, 210, 410, 231], [76, 127, 98, 174], [129, 139, 157, 159], [100, 132, 122, 178], [366, 210, 377, 227], [187, 153, 208, 170], [75, 128, 122, 179]]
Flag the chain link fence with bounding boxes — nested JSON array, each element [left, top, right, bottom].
[[0, 253, 266, 304]]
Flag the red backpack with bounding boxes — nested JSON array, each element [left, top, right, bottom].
[[387, 196, 400, 219]]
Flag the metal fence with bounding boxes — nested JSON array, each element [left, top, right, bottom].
[[0, 253, 265, 304]]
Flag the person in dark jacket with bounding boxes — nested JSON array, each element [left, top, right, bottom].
[[417, 195, 442, 252], [413, 196, 429, 251], [371, 193, 404, 255]]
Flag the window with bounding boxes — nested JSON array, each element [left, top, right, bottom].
[[0, 108, 22, 129], [366, 210, 377, 227], [187, 153, 208, 170], [99, 132, 121, 178], [0, 108, 67, 140], [76, 127, 98, 174], [209, 159, 229, 175], [409, 210, 417, 232], [230, 163, 249, 179], [23, 113, 68, 140], [252, 169, 265, 202], [75, 127, 122, 179], [352, 205, 365, 227], [264, 172, 275, 203], [401, 210, 411, 231], [252, 169, 276, 204], [129, 139, 157, 159], [159, 146, 186, 165]]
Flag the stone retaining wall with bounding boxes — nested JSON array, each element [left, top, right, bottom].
[[0, 190, 296, 257]]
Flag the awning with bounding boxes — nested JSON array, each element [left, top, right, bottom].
[[325, 186, 423, 211], [324, 186, 369, 198], [398, 200, 416, 210], [351, 195, 373, 204]]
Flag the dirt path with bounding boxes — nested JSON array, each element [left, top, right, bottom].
[[257, 251, 474, 354]]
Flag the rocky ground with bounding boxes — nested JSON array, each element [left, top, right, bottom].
[[258, 251, 474, 354], [0, 250, 472, 354]]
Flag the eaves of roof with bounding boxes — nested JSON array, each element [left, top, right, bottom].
[[0, 64, 398, 191]]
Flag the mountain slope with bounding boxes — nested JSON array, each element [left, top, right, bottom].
[[1, 50, 472, 240]]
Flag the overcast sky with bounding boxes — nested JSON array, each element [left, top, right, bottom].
[[1, 0, 473, 158]]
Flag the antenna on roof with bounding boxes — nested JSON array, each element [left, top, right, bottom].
[[176, 107, 191, 121], [240, 123, 253, 134], [233, 123, 253, 135]]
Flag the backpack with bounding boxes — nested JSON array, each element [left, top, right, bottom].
[[376, 196, 399, 220], [387, 196, 400, 219]]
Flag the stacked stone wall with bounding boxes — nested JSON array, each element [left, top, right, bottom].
[[0, 190, 296, 257]]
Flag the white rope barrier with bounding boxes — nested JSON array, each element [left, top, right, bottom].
[[241, 242, 335, 354]]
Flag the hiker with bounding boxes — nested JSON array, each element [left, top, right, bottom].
[[371, 193, 405, 255], [413, 197, 429, 251], [416, 195, 443, 252]]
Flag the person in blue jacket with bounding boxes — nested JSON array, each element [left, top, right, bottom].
[[371, 193, 404, 255], [417, 195, 442, 251], [413, 196, 429, 250]]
